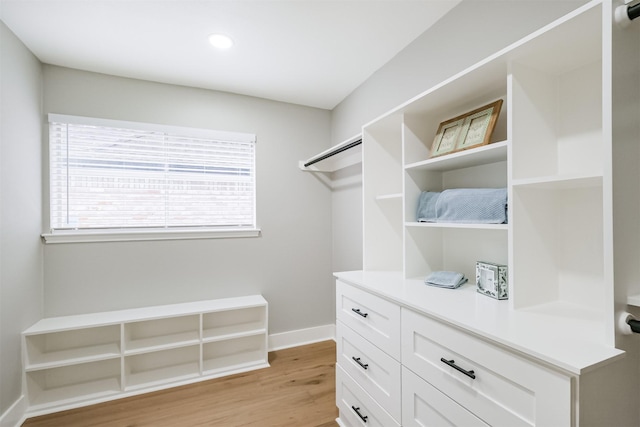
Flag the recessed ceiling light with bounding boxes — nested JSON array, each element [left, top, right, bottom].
[[208, 34, 234, 49]]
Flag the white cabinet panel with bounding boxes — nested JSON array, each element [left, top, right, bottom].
[[402, 308, 571, 426], [336, 320, 401, 421], [402, 367, 488, 427], [336, 280, 400, 360], [336, 365, 400, 427]]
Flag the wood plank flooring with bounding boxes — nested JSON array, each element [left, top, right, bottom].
[[23, 340, 339, 427]]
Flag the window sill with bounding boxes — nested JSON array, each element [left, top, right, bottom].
[[41, 228, 262, 244]]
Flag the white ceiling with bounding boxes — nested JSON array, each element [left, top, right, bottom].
[[0, 0, 460, 110]]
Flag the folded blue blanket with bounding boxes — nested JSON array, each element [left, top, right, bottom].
[[437, 188, 507, 224], [416, 191, 441, 222], [417, 188, 507, 224], [425, 271, 468, 289]]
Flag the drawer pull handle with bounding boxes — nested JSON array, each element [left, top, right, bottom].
[[352, 356, 369, 370], [351, 406, 368, 423], [440, 358, 476, 379], [351, 308, 368, 318]]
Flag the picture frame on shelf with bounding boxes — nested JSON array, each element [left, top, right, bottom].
[[430, 117, 465, 158], [455, 99, 503, 152]]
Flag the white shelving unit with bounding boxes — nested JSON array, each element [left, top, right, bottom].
[[23, 295, 268, 416], [339, 1, 640, 424], [361, 0, 617, 334]]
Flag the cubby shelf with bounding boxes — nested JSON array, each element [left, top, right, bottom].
[[375, 193, 402, 201], [512, 174, 602, 190], [25, 344, 121, 371], [405, 221, 508, 230], [22, 295, 268, 416], [405, 140, 508, 172], [123, 333, 201, 355], [203, 323, 266, 343]]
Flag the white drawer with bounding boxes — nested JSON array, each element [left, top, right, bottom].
[[336, 280, 400, 360], [336, 320, 401, 421], [401, 308, 572, 427], [336, 365, 400, 427], [402, 366, 488, 427]]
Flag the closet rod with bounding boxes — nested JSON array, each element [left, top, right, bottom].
[[303, 139, 362, 168], [615, 1, 640, 26], [628, 318, 640, 334], [629, 2, 640, 21]]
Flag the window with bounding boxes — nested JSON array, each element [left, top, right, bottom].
[[44, 114, 258, 243]]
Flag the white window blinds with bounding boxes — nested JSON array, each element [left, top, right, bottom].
[[48, 114, 256, 233]]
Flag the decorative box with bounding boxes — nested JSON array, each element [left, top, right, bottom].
[[476, 261, 508, 300]]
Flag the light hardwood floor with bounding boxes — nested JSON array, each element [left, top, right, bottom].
[[23, 340, 339, 427]]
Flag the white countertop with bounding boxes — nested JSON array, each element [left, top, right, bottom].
[[334, 270, 624, 375]]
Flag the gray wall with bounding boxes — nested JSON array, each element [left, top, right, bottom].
[[0, 21, 43, 418], [331, 0, 589, 143], [42, 66, 334, 335], [329, 0, 588, 274]]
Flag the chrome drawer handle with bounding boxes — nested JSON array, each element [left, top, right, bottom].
[[351, 406, 368, 423], [352, 356, 369, 370], [351, 308, 368, 318], [440, 358, 476, 379]]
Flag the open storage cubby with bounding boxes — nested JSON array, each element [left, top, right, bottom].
[[125, 345, 200, 390], [202, 306, 266, 342], [511, 180, 604, 317], [404, 155, 508, 280], [124, 315, 199, 354], [510, 61, 603, 183], [23, 295, 268, 416], [203, 334, 267, 375], [25, 325, 120, 369], [26, 359, 121, 411], [404, 159, 508, 224], [405, 226, 508, 281], [402, 92, 507, 168], [510, 4, 603, 184]]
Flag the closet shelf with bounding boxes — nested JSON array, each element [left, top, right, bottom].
[[25, 344, 121, 371], [405, 141, 507, 172], [376, 193, 402, 201], [203, 322, 266, 342], [124, 332, 200, 355], [299, 134, 362, 173], [405, 221, 508, 230], [512, 174, 602, 190]]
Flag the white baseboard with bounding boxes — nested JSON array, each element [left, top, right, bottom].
[[268, 324, 335, 351], [0, 395, 27, 427]]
